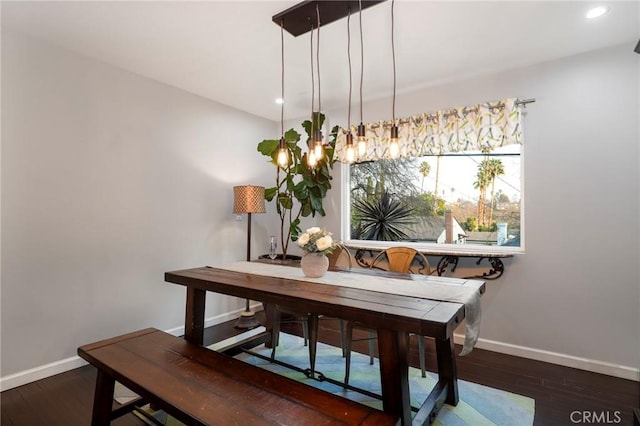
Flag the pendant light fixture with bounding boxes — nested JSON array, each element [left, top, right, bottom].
[[312, 3, 324, 160], [344, 6, 355, 163], [307, 20, 318, 168], [271, 1, 385, 165], [356, 0, 367, 157], [389, 0, 399, 159], [276, 20, 289, 167]]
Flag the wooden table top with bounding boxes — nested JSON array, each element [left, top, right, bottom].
[[165, 263, 484, 340]]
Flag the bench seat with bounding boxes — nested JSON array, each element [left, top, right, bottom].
[[78, 328, 397, 426]]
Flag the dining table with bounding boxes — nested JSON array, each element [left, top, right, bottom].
[[165, 261, 485, 426]]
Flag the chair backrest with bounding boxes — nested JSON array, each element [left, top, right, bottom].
[[327, 243, 353, 269], [370, 247, 431, 275]]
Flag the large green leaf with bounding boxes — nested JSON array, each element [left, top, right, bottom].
[[278, 193, 293, 210], [300, 202, 312, 217], [309, 193, 323, 211], [265, 187, 277, 202], [290, 218, 301, 241], [257, 139, 279, 156]]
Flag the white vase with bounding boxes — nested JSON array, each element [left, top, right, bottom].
[[300, 252, 329, 278]]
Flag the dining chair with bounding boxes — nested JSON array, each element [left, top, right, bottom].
[[343, 247, 431, 384], [270, 243, 353, 362]]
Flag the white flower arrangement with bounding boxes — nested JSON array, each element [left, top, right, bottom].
[[296, 227, 336, 255]]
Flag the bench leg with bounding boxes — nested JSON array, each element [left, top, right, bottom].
[[91, 370, 115, 426]]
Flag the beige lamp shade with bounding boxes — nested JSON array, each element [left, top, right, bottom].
[[233, 185, 266, 214]]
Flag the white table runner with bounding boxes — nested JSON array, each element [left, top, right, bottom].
[[211, 261, 482, 355]]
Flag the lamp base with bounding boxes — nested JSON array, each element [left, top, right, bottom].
[[234, 310, 261, 329]]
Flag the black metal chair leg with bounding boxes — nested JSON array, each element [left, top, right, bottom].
[[344, 322, 354, 384], [271, 310, 282, 361], [367, 331, 375, 365], [418, 336, 426, 377]]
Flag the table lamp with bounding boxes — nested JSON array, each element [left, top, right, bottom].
[[232, 185, 266, 329]]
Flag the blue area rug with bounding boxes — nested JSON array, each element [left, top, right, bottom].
[[235, 333, 535, 426]]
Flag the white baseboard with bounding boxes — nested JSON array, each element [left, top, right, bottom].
[[0, 304, 262, 392], [0, 356, 89, 392], [163, 303, 262, 337], [3, 308, 636, 392], [453, 333, 639, 382]]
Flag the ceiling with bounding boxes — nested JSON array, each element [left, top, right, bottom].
[[2, 1, 638, 122]]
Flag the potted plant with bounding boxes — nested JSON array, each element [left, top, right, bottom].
[[296, 227, 337, 277], [257, 112, 339, 259]]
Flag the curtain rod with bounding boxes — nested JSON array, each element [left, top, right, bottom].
[[517, 98, 536, 106]]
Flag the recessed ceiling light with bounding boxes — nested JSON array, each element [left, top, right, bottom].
[[275, 98, 284, 104], [586, 6, 609, 19]]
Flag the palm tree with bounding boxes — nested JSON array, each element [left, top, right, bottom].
[[474, 161, 491, 227], [486, 159, 505, 226], [433, 156, 441, 213], [418, 161, 431, 193]]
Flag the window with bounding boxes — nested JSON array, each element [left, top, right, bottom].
[[336, 98, 525, 254]]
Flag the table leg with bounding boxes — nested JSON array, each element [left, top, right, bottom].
[[435, 337, 459, 405], [185, 287, 206, 346], [91, 370, 115, 426], [377, 328, 412, 425]]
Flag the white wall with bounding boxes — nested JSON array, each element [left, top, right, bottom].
[[2, 29, 638, 387], [1, 31, 281, 383], [320, 43, 640, 377]]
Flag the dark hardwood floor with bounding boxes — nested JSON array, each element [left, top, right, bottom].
[[2, 312, 638, 425]]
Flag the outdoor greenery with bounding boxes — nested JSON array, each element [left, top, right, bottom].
[[257, 112, 339, 258], [349, 150, 518, 245], [351, 191, 414, 241]]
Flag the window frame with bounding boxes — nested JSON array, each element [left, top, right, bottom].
[[339, 150, 525, 256]]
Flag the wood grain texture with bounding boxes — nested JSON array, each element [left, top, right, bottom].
[[2, 314, 637, 426], [78, 328, 398, 426], [165, 266, 468, 338], [166, 265, 475, 424]]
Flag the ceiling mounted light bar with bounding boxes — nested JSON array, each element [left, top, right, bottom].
[[273, 0, 386, 37]]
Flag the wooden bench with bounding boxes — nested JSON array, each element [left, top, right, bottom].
[[78, 328, 398, 426]]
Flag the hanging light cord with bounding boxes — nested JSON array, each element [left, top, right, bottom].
[[391, 0, 396, 123], [347, 7, 352, 128], [316, 4, 321, 116], [310, 21, 315, 138], [358, 0, 364, 123], [280, 20, 285, 138]]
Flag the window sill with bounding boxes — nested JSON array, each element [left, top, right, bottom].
[[344, 240, 521, 257]]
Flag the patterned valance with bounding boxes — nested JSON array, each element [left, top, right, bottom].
[[335, 98, 523, 163]]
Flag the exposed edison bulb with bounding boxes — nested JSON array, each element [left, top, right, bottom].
[[357, 140, 367, 157], [277, 148, 288, 167], [345, 133, 355, 163], [276, 137, 288, 167], [357, 122, 367, 156], [346, 145, 355, 163], [308, 150, 317, 167], [314, 141, 323, 159], [389, 140, 399, 159], [389, 124, 399, 159]]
